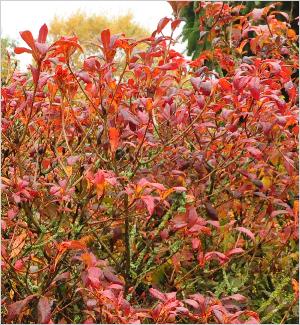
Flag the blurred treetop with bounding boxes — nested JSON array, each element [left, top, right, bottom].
[[1, 37, 18, 85], [49, 11, 149, 55]]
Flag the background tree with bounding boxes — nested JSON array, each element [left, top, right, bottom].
[[49, 10, 149, 64], [174, 1, 299, 59], [1, 37, 18, 85]]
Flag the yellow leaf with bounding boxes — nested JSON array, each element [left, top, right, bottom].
[[65, 166, 72, 176], [167, 258, 173, 265], [262, 176, 272, 189]]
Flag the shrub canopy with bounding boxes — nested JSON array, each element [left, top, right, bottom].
[[1, 2, 299, 324]]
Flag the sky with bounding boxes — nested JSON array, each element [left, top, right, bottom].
[[1, 0, 185, 70]]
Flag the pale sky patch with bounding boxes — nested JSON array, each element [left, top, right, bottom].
[[1, 0, 186, 71]]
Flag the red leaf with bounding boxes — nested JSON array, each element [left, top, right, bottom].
[[78, 71, 91, 84], [54, 38, 83, 53], [249, 77, 260, 100], [7, 295, 36, 322], [204, 202, 218, 221], [103, 270, 124, 285], [270, 210, 290, 218], [156, 17, 171, 34], [160, 229, 169, 240], [192, 238, 201, 250], [109, 127, 120, 154], [67, 155, 80, 166], [200, 80, 212, 96], [283, 156, 295, 176], [226, 247, 245, 257], [149, 288, 166, 301], [94, 170, 105, 185], [35, 43, 49, 55], [190, 78, 212, 95], [157, 62, 178, 70], [87, 266, 103, 289], [172, 214, 188, 230], [184, 298, 200, 309], [37, 296, 51, 324], [235, 227, 255, 242], [38, 24, 48, 43], [52, 272, 71, 284], [30, 65, 40, 85], [190, 77, 201, 91], [108, 283, 124, 290], [187, 206, 198, 227], [219, 78, 232, 91], [285, 81, 296, 101], [247, 146, 263, 160], [251, 8, 265, 21], [101, 29, 111, 51], [222, 294, 247, 303], [141, 195, 156, 216], [171, 19, 182, 31], [14, 47, 32, 54], [12, 193, 21, 204], [233, 74, 249, 91], [14, 259, 25, 272], [19, 30, 35, 49], [204, 251, 229, 264]]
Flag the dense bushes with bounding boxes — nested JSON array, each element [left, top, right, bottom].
[[1, 2, 298, 323]]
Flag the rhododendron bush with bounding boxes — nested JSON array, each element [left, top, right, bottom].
[[1, 2, 298, 324]]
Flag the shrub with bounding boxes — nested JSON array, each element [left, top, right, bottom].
[[1, 3, 298, 324]]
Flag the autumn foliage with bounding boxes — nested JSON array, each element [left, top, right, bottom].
[[1, 2, 299, 324]]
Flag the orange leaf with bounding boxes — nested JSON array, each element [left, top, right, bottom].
[[80, 252, 94, 267], [287, 29, 297, 39], [161, 188, 174, 200], [236, 39, 248, 55], [94, 170, 105, 198], [109, 127, 120, 154], [59, 240, 87, 251], [293, 200, 299, 218], [11, 231, 27, 259], [292, 279, 299, 301], [53, 240, 87, 271]]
